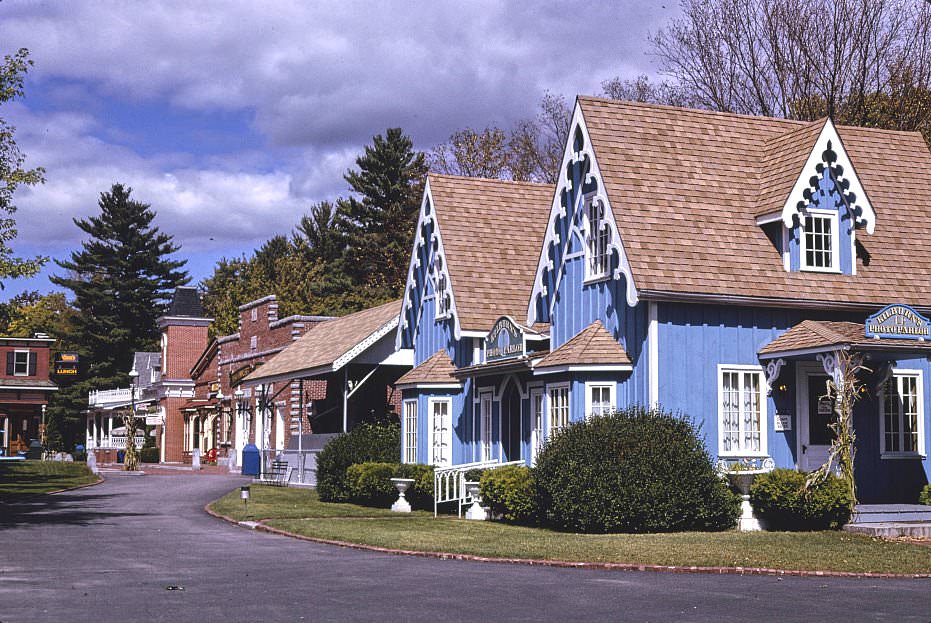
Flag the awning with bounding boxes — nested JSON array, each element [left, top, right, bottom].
[[395, 349, 461, 390]]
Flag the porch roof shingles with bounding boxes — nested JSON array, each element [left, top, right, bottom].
[[536, 320, 632, 369], [759, 320, 931, 356], [244, 299, 401, 383], [395, 349, 458, 387], [429, 174, 553, 332], [579, 97, 931, 308]]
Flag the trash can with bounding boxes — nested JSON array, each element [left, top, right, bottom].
[[117, 449, 125, 464], [27, 440, 43, 460], [241, 444, 260, 476]]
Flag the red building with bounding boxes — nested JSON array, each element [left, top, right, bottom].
[[0, 335, 57, 456]]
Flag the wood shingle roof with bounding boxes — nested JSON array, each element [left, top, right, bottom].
[[579, 97, 931, 308], [536, 320, 631, 370], [395, 349, 459, 387], [429, 174, 553, 332]]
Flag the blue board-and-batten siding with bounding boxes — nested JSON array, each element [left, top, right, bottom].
[[545, 235, 650, 409]]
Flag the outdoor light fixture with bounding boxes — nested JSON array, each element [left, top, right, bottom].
[[777, 383, 788, 393], [241, 484, 250, 510]]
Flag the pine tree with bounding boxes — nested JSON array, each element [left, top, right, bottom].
[[48, 183, 188, 448], [337, 128, 427, 307]]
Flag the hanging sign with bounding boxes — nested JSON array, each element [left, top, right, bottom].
[[865, 304, 931, 340], [485, 316, 525, 362], [230, 363, 261, 387], [53, 352, 80, 376]]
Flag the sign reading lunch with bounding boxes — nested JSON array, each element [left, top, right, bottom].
[[865, 304, 931, 340], [485, 316, 525, 362]]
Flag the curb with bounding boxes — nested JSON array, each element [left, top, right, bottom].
[[0, 473, 105, 502], [202, 503, 931, 580]]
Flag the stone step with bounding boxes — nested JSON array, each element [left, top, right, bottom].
[[844, 522, 931, 538], [851, 505, 931, 524]]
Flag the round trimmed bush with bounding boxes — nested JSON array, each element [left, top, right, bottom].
[[749, 468, 852, 530], [480, 464, 537, 524], [395, 462, 434, 510], [919, 484, 931, 506], [534, 406, 740, 533], [316, 423, 401, 502]]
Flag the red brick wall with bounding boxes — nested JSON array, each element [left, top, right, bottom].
[[163, 325, 209, 379], [161, 395, 188, 463], [0, 343, 51, 381]]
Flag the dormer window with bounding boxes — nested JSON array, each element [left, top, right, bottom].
[[801, 210, 839, 272], [585, 193, 609, 280]]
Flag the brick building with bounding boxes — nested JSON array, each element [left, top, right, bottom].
[[0, 335, 57, 456], [185, 295, 331, 465]]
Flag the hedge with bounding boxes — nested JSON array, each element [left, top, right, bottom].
[[345, 461, 434, 510], [749, 468, 852, 530], [317, 423, 401, 502], [479, 464, 537, 524], [534, 406, 740, 533]]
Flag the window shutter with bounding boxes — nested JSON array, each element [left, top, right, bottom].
[[5, 352, 12, 375], [28, 352, 37, 376]]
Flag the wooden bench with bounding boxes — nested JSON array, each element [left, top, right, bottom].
[[262, 460, 289, 486]]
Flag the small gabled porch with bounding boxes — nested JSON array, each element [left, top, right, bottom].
[[759, 314, 931, 504]]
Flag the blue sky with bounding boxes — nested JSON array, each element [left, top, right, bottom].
[[0, 1, 679, 299]]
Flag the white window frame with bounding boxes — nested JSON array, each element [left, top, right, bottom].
[[529, 387, 545, 464], [479, 391, 493, 462], [250, 307, 258, 322], [879, 369, 926, 459], [13, 350, 29, 376], [585, 382, 615, 420], [546, 383, 570, 439], [432, 254, 449, 320], [583, 193, 610, 282], [799, 208, 839, 273], [428, 397, 452, 467], [403, 399, 418, 464], [717, 364, 768, 458]]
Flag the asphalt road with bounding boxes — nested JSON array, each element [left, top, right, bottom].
[[1, 471, 930, 623]]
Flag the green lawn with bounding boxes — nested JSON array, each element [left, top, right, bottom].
[[210, 486, 931, 575], [0, 461, 98, 498]]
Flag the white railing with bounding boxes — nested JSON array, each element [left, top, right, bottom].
[[86, 436, 145, 450], [434, 459, 524, 517], [88, 387, 134, 408]]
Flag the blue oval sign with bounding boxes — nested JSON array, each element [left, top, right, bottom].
[[865, 304, 930, 340]]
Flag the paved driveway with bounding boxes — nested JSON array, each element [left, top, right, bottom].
[[1, 472, 929, 623]]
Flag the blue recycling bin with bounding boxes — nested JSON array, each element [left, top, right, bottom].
[[241, 444, 260, 476], [117, 449, 125, 464]]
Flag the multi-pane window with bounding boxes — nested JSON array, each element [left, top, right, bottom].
[[530, 389, 544, 463], [719, 367, 765, 456], [802, 212, 836, 271], [13, 351, 29, 376], [586, 196, 610, 279], [430, 399, 451, 467], [881, 371, 924, 456], [403, 400, 418, 464], [586, 384, 614, 419], [548, 385, 570, 437]]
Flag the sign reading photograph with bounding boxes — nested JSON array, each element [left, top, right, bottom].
[[865, 304, 931, 340], [485, 316, 525, 362]]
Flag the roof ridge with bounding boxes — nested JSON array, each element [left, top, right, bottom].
[[428, 172, 552, 189], [802, 319, 849, 344], [578, 95, 807, 128]]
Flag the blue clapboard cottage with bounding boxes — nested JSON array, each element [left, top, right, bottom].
[[396, 97, 931, 503]]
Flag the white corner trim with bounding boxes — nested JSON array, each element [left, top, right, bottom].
[[527, 101, 639, 325], [396, 180, 463, 349], [533, 364, 632, 376], [781, 118, 875, 235], [334, 315, 400, 371], [648, 302, 658, 407]]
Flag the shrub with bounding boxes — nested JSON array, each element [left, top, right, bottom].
[[72, 450, 87, 463], [534, 406, 740, 533], [317, 423, 401, 502], [344, 461, 434, 510], [139, 447, 160, 463], [750, 468, 852, 531], [480, 464, 537, 524], [919, 484, 931, 506]]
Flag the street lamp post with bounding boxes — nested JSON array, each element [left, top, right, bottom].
[[125, 365, 139, 471]]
